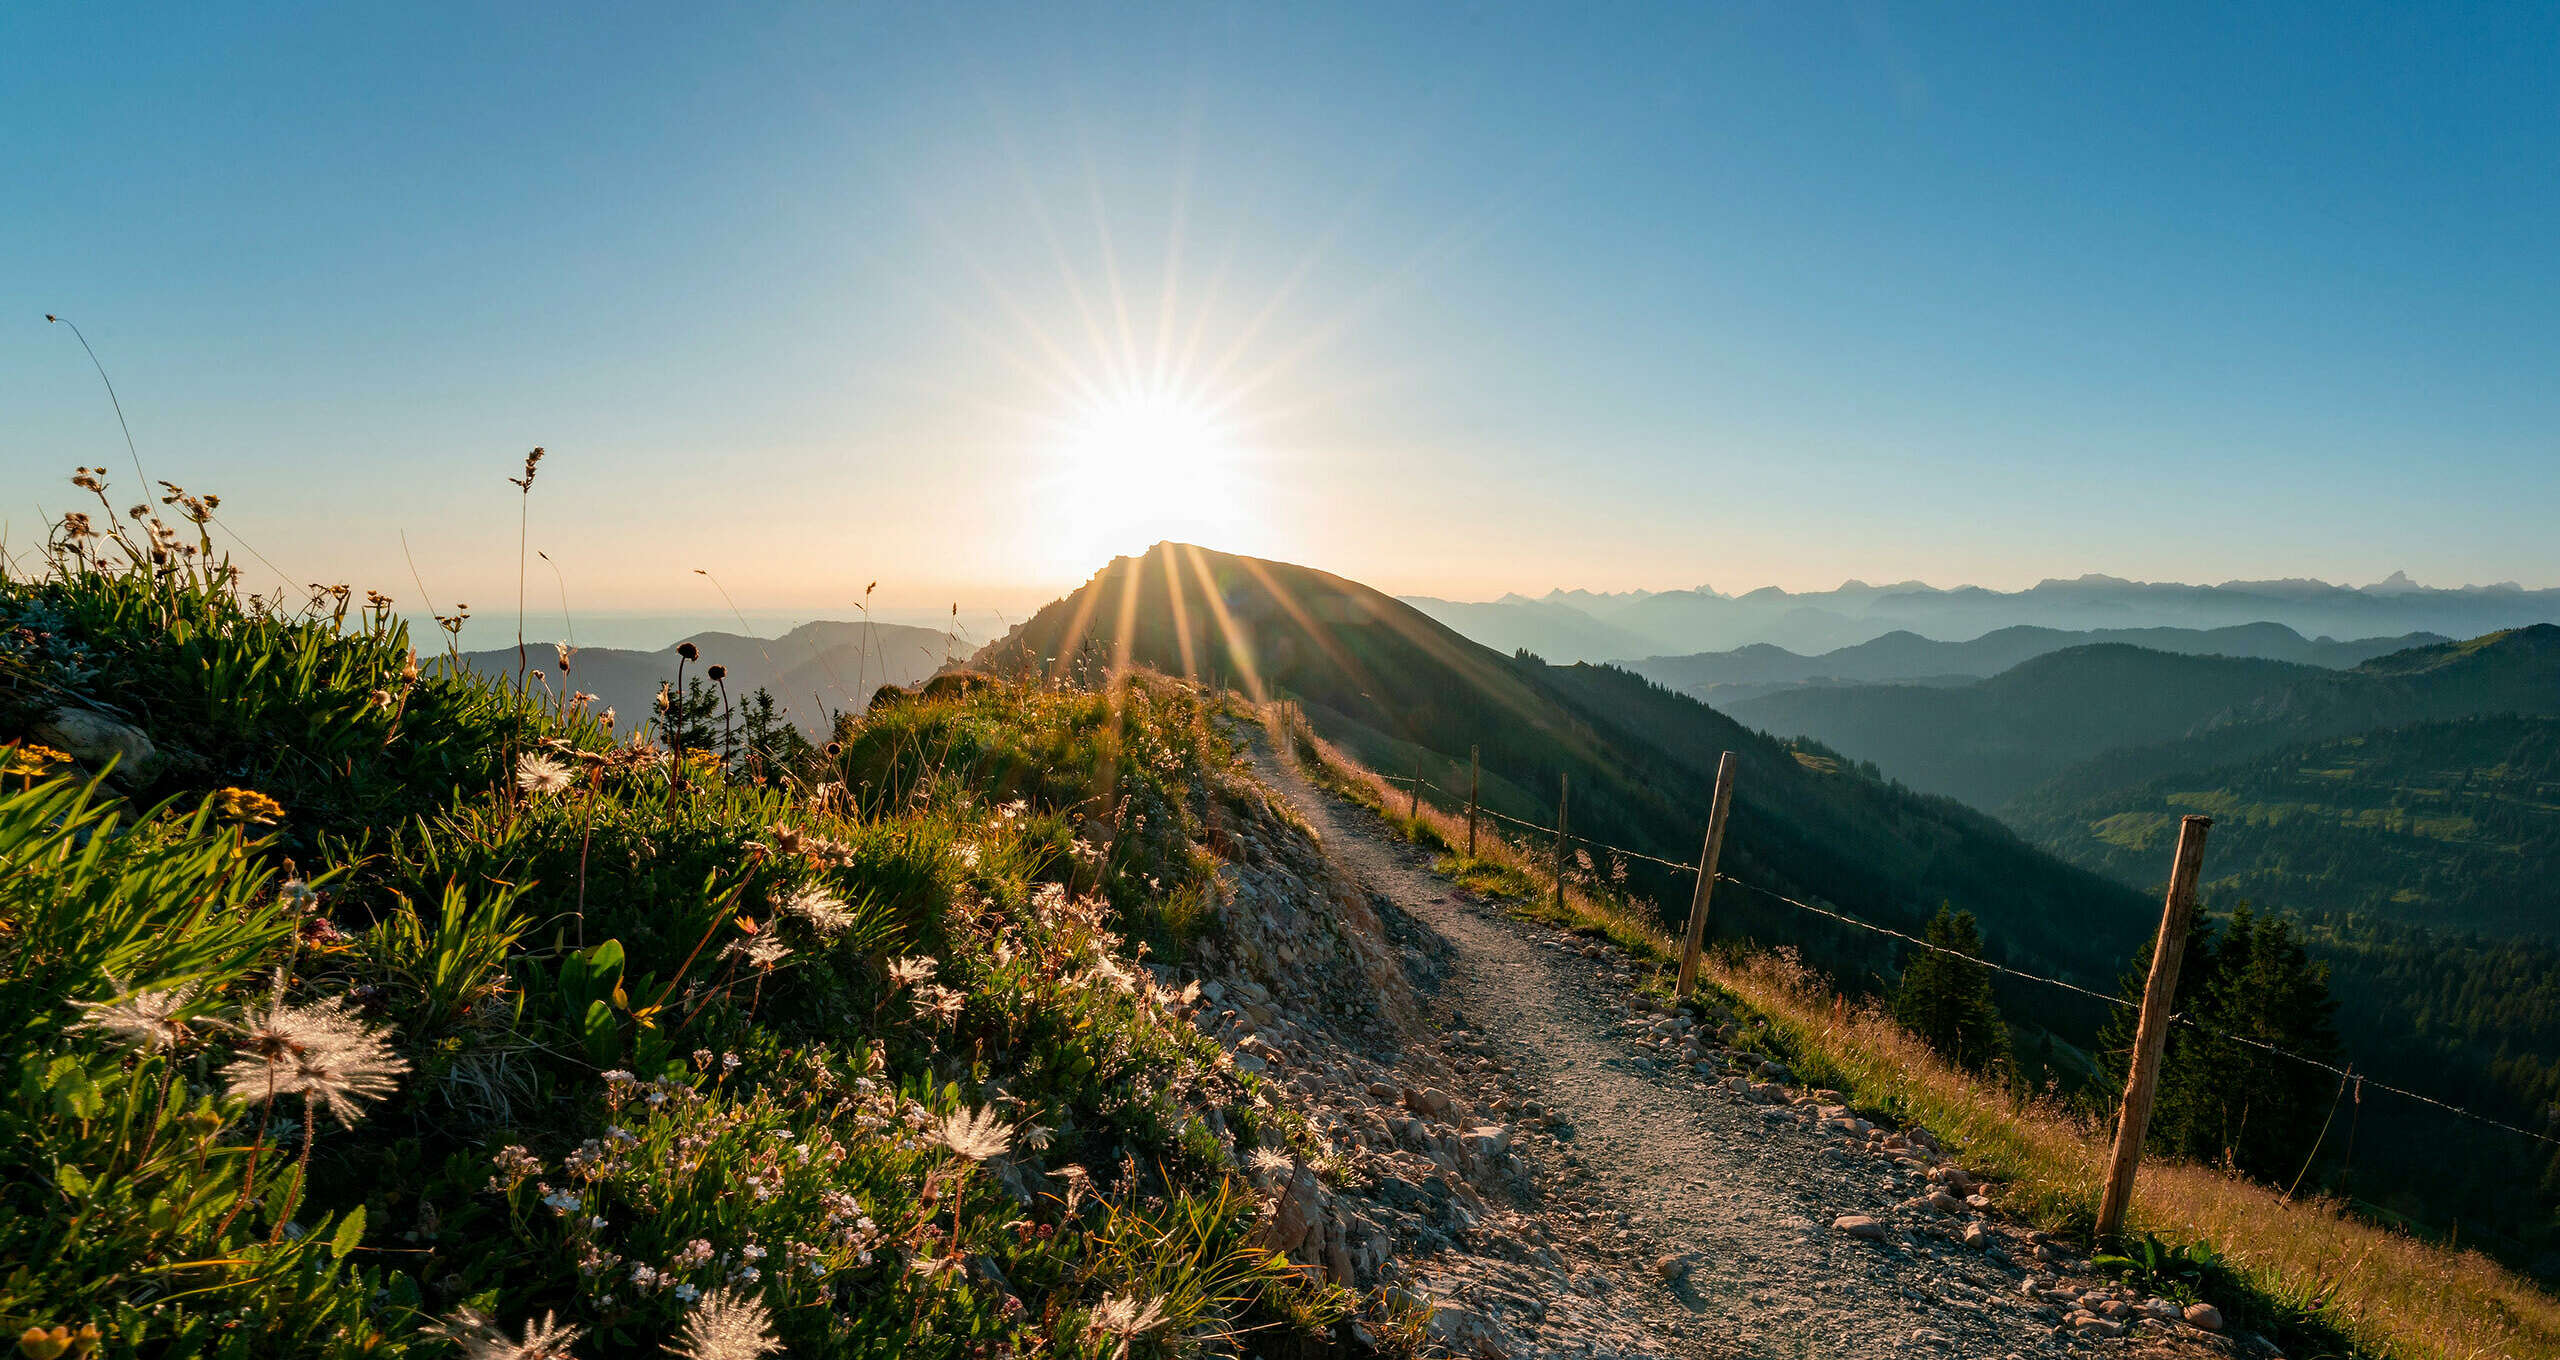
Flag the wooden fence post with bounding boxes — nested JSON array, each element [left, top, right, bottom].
[[1549, 773, 1571, 911], [1675, 751, 1739, 997], [2095, 814, 2213, 1243], [1466, 746, 1481, 859], [1408, 770, 1420, 821]]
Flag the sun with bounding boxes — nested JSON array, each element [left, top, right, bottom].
[[1041, 387, 1249, 570]]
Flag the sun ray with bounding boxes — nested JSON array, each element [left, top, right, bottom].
[[1159, 542, 1200, 682], [1180, 543, 1266, 704]]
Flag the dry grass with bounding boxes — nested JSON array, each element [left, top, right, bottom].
[[1265, 699, 2560, 1360]]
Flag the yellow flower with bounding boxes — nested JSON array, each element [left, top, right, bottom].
[[211, 787, 286, 824], [5, 744, 73, 787], [16, 1323, 101, 1360]]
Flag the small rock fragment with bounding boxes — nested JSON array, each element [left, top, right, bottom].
[[1832, 1214, 1887, 1241]]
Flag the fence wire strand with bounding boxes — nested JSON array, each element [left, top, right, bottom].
[[1371, 762, 2560, 1152]]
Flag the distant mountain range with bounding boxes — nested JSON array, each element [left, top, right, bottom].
[[1405, 573, 2560, 662], [1627, 622, 2445, 706], [974, 543, 2151, 988], [453, 619, 953, 737], [1727, 627, 2560, 821]]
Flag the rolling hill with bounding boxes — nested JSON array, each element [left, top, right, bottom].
[[1728, 627, 2560, 813], [456, 619, 954, 736], [1629, 623, 2445, 706], [976, 543, 2153, 987]]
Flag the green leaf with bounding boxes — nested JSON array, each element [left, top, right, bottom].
[[581, 999, 622, 1067], [330, 1204, 367, 1258], [55, 1162, 91, 1197]]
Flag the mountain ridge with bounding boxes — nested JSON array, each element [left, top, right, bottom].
[[1406, 573, 2560, 662]]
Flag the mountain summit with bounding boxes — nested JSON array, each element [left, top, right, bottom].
[[976, 543, 2148, 984]]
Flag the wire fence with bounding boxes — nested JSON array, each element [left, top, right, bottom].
[[1371, 767, 2560, 1152]]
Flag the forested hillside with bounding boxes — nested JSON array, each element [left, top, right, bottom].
[[2013, 714, 2560, 940]]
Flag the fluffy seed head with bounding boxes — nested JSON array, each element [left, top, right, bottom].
[[515, 753, 574, 796], [429, 1307, 583, 1360], [663, 1286, 781, 1360], [221, 995, 409, 1126], [72, 982, 203, 1054], [928, 1105, 1013, 1162]]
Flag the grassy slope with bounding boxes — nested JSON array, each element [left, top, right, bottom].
[[1, 550, 1369, 1357], [972, 543, 2154, 993], [1270, 706, 2560, 1360]]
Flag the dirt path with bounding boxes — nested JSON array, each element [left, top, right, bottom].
[[1250, 745, 2127, 1360]]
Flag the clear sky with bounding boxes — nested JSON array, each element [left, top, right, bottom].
[[7, 3, 2555, 628]]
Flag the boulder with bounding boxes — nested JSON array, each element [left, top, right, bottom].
[[33, 707, 156, 778], [2183, 1303, 2224, 1332]]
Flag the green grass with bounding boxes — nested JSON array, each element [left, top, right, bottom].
[[0, 534, 1365, 1358]]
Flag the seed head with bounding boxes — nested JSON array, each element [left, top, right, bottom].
[[515, 753, 574, 796], [663, 1286, 781, 1360], [221, 995, 409, 1126], [1086, 1293, 1169, 1356], [72, 981, 203, 1053], [776, 885, 855, 936], [429, 1307, 583, 1360], [927, 1105, 1013, 1162]]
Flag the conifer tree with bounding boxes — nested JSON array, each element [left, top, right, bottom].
[[1893, 904, 2011, 1075], [2098, 903, 2342, 1182]]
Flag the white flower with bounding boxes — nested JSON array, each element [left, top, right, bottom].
[[542, 1190, 583, 1214]]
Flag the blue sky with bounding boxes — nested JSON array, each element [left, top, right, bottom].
[[6, 3, 2554, 628]]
